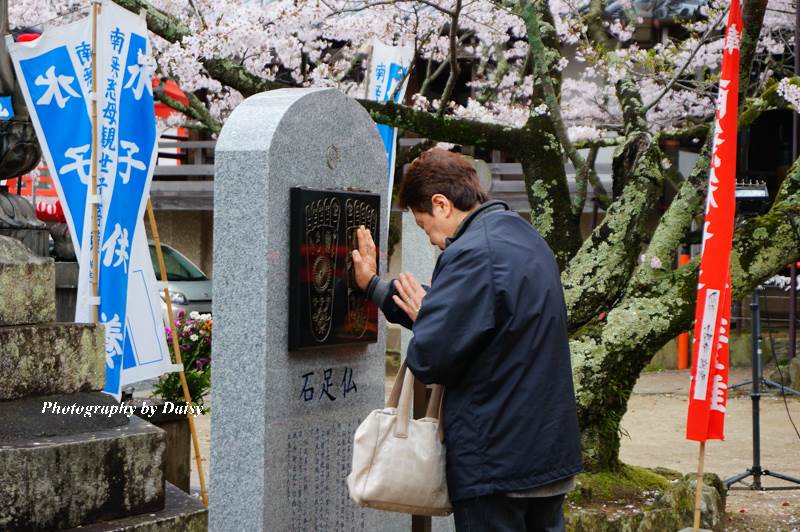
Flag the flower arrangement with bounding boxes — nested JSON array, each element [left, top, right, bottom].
[[152, 310, 212, 410]]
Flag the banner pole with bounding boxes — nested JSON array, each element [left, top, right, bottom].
[[146, 199, 209, 507], [90, 0, 100, 323], [693, 441, 706, 531]]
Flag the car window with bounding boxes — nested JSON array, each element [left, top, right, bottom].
[[149, 245, 208, 281]]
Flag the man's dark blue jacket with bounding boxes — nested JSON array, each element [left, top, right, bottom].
[[368, 200, 582, 502]]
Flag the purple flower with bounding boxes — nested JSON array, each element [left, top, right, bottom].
[[195, 358, 210, 370]]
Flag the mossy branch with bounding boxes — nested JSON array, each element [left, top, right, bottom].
[[112, 0, 192, 42], [616, 78, 648, 135], [738, 0, 768, 101], [518, 116, 583, 267], [629, 147, 709, 291], [155, 88, 222, 134], [561, 140, 663, 330]]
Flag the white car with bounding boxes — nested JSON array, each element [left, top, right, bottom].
[[148, 242, 212, 322]]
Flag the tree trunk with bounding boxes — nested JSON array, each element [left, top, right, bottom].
[[573, 165, 800, 470]]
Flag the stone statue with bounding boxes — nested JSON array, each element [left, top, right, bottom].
[[0, 0, 41, 180], [0, 0, 49, 256]]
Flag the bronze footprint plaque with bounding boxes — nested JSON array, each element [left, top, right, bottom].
[[289, 187, 380, 350]]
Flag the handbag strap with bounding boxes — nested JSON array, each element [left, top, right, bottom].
[[394, 368, 447, 442], [395, 367, 415, 438], [425, 385, 444, 418], [386, 358, 408, 408]]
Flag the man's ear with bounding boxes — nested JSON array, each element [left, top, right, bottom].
[[431, 193, 451, 216]]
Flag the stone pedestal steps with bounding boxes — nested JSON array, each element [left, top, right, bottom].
[[64, 484, 207, 532], [0, 235, 207, 530]]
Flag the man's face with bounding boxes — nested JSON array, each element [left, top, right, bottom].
[[411, 195, 458, 250]]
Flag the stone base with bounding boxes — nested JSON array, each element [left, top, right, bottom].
[[130, 399, 191, 493], [64, 483, 207, 532], [0, 235, 55, 326], [0, 392, 128, 443], [0, 322, 105, 400], [55, 261, 79, 321], [0, 417, 165, 531], [790, 358, 800, 390]]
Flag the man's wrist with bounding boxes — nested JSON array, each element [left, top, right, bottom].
[[365, 274, 379, 297], [368, 276, 394, 307]]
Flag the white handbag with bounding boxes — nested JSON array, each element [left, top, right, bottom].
[[347, 361, 452, 516]]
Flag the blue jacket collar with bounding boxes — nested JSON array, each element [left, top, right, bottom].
[[445, 200, 510, 248]]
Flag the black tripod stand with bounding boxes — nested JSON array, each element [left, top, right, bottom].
[[725, 287, 800, 490]]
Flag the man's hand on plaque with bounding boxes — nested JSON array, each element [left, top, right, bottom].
[[352, 225, 377, 292]]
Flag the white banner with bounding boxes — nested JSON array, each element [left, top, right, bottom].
[[366, 40, 414, 215]]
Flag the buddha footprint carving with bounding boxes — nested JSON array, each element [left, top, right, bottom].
[[305, 198, 340, 342], [346, 199, 378, 337]]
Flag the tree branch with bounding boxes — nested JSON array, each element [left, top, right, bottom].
[[202, 58, 292, 96], [519, 0, 605, 220], [155, 88, 222, 134], [572, 145, 599, 216], [615, 77, 648, 135], [561, 140, 664, 330], [738, 0, 768, 100], [516, 116, 583, 267], [643, 8, 728, 113], [730, 160, 800, 297], [358, 99, 521, 151], [112, 0, 192, 42], [437, 0, 463, 115], [656, 123, 710, 144], [585, 0, 611, 51], [629, 147, 709, 292], [574, 137, 623, 149]]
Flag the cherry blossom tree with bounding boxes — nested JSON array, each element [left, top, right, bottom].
[[9, 0, 800, 471]]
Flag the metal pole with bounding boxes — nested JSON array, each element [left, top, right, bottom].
[[412, 379, 432, 532], [791, 262, 797, 360], [791, 0, 799, 361], [751, 288, 762, 489]]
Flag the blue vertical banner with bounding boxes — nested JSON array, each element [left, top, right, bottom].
[[95, 2, 162, 397], [7, 20, 94, 261], [366, 40, 414, 217], [8, 2, 172, 399]]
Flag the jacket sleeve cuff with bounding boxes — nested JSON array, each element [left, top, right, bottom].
[[366, 276, 394, 307]]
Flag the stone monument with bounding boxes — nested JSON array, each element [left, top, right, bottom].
[[212, 88, 403, 530], [0, 235, 206, 530]]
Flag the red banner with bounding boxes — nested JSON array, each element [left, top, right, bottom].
[[686, 0, 742, 442]]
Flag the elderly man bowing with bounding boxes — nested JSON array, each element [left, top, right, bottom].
[[351, 148, 582, 532]]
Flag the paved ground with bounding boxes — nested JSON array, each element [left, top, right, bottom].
[[183, 366, 800, 530]]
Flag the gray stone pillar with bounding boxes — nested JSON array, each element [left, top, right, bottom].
[[399, 212, 453, 532], [211, 88, 400, 531], [399, 210, 438, 358]]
